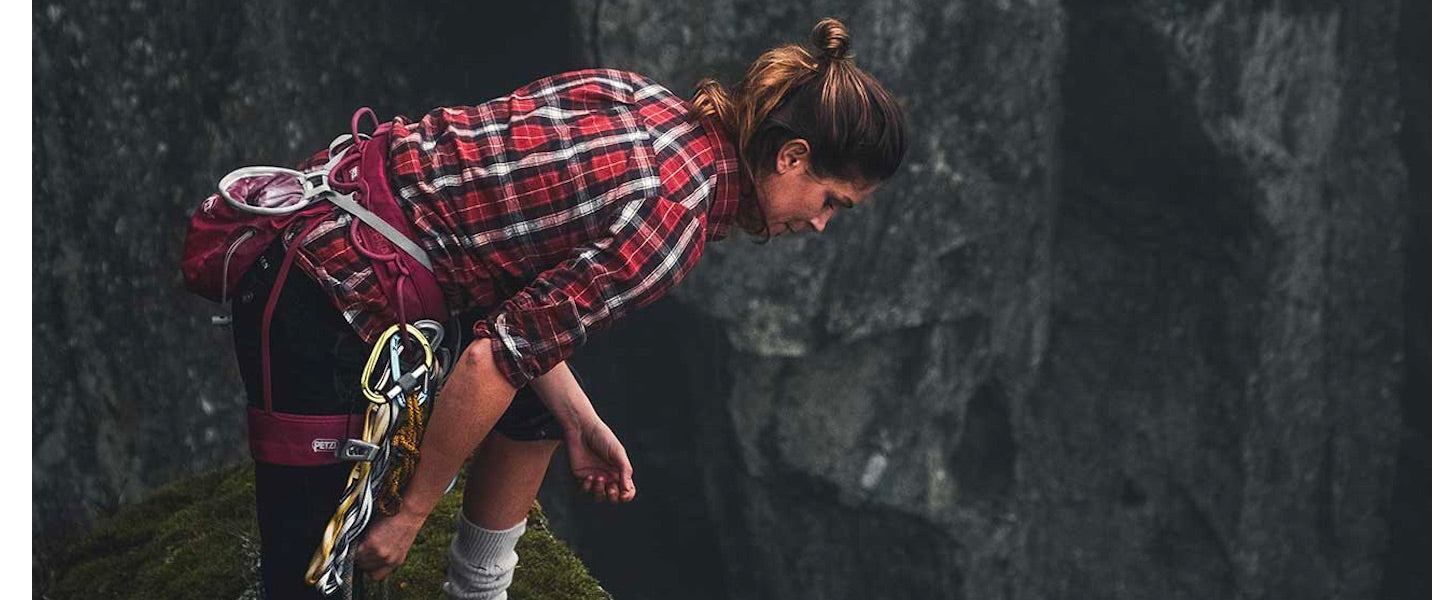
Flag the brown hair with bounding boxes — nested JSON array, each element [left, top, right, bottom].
[[690, 17, 907, 239]]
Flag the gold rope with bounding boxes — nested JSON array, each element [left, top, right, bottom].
[[378, 390, 429, 515]]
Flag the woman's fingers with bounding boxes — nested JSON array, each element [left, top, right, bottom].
[[582, 475, 604, 501], [577, 473, 637, 504], [612, 448, 635, 483]]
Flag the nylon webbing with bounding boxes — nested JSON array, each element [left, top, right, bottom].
[[328, 192, 434, 272]]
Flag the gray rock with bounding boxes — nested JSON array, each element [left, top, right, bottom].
[[536, 1, 1423, 600], [32, 0, 589, 544], [34, 1, 1425, 599]]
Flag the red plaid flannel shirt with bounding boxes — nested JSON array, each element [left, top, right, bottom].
[[292, 68, 744, 388]]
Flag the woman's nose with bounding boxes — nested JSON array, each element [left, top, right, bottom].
[[809, 208, 835, 232]]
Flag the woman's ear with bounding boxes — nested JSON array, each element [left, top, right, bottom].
[[775, 138, 811, 174]]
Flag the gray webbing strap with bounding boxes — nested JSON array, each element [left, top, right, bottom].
[[328, 192, 434, 272]]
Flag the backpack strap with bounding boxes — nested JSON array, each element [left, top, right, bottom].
[[303, 110, 435, 274], [324, 184, 433, 272], [259, 219, 324, 413]]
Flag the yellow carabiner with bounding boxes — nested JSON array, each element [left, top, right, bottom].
[[359, 324, 436, 405]]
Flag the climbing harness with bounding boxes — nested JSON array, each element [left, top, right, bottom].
[[182, 107, 458, 596]]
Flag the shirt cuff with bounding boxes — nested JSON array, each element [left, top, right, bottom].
[[473, 315, 534, 390], [472, 304, 583, 390]]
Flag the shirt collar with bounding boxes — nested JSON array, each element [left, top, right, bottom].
[[699, 115, 750, 241]]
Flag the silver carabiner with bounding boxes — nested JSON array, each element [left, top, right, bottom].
[[413, 319, 457, 386], [387, 333, 405, 386], [383, 362, 431, 407]]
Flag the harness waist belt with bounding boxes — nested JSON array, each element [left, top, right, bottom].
[[247, 406, 365, 467]]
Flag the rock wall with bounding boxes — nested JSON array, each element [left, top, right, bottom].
[[33, 0, 588, 542], [33, 1, 1426, 599], [1028, 3, 1406, 599], [531, 1, 1426, 599]]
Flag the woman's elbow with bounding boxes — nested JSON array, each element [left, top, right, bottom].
[[453, 338, 518, 393]]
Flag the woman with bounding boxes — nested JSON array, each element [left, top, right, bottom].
[[229, 16, 904, 599]]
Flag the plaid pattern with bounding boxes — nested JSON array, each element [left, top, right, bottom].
[[291, 69, 744, 388]]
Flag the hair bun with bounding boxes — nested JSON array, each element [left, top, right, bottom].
[[810, 18, 852, 61]]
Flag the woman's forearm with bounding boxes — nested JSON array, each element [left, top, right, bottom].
[[395, 340, 518, 522], [527, 361, 599, 433]]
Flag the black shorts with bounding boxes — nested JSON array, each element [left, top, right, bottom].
[[231, 240, 567, 440]]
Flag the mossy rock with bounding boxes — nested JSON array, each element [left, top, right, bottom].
[[42, 463, 610, 599]]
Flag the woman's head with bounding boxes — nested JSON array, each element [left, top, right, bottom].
[[691, 17, 907, 240]]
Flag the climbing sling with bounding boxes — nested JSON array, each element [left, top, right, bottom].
[[181, 108, 457, 595]]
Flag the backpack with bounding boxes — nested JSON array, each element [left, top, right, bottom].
[[180, 108, 445, 326], [179, 108, 450, 466], [180, 167, 326, 306]]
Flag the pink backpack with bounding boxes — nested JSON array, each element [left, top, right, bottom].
[[180, 108, 448, 466], [180, 167, 327, 306]]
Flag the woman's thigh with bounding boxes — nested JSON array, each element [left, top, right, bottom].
[[461, 433, 561, 530]]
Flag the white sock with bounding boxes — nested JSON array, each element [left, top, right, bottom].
[[442, 514, 526, 600]]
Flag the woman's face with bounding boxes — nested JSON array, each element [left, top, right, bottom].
[[754, 139, 879, 237]]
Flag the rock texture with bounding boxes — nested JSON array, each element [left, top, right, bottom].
[[34, 1, 1426, 599], [33, 0, 589, 543], [532, 1, 1426, 599]]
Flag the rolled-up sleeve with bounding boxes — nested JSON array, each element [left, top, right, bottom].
[[473, 196, 705, 388]]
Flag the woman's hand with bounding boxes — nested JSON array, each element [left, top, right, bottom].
[[353, 510, 427, 581], [528, 361, 635, 503], [565, 417, 636, 504]]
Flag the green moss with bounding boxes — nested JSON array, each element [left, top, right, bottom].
[[382, 477, 611, 600], [43, 463, 610, 600]]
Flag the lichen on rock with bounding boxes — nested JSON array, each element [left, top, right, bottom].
[[41, 463, 610, 600]]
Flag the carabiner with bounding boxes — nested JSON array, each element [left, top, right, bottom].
[[359, 324, 435, 406]]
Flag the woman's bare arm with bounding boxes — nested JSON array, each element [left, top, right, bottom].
[[355, 339, 517, 579], [527, 361, 635, 504], [527, 361, 599, 433], [356, 343, 635, 580]]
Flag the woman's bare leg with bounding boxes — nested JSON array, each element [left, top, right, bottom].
[[462, 433, 561, 528], [441, 432, 559, 599]]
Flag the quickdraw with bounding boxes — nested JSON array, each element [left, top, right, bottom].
[[305, 322, 441, 595]]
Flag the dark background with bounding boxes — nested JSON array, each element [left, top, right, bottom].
[[34, 1, 1428, 599]]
